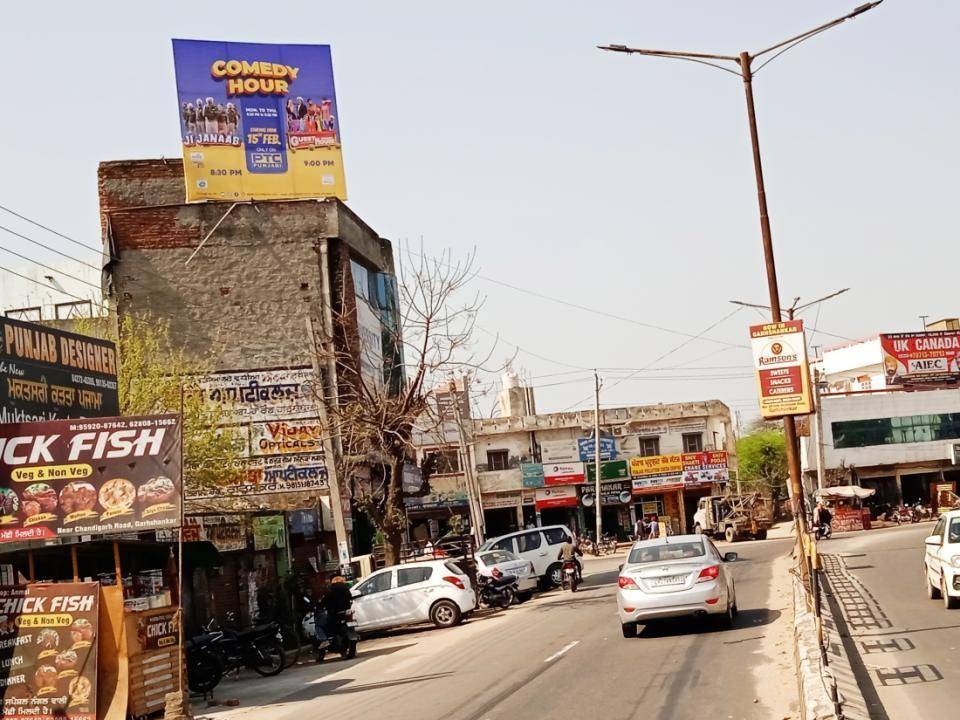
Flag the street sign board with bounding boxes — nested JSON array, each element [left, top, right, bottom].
[[749, 320, 813, 418], [577, 436, 617, 462]]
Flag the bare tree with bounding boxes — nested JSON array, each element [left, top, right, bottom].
[[313, 246, 497, 565]]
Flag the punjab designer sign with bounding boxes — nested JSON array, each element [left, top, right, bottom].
[[0, 415, 182, 543], [0, 582, 99, 720], [880, 331, 960, 385], [749, 321, 813, 419]]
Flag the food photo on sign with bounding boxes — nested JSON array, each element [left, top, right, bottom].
[[0, 415, 182, 543]]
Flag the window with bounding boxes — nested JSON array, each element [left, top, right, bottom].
[[356, 571, 392, 596], [516, 532, 542, 553], [682, 433, 703, 453], [397, 567, 432, 587], [444, 561, 466, 576], [638, 437, 660, 457], [949, 519, 960, 544], [832, 413, 960, 449], [432, 448, 462, 474], [487, 450, 510, 471], [542, 528, 569, 546], [627, 541, 705, 565], [480, 550, 517, 565]]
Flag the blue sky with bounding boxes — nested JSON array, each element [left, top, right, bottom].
[[0, 1, 956, 422]]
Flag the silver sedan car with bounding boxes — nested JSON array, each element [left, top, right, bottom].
[[617, 534, 738, 638]]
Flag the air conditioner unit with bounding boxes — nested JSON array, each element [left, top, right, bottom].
[[612, 426, 626, 436]]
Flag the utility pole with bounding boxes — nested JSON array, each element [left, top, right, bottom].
[[450, 376, 485, 546], [811, 354, 828, 492], [601, 3, 883, 545], [920, 315, 930, 331], [594, 369, 602, 544]]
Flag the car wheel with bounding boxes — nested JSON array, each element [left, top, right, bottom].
[[724, 527, 736, 544], [716, 601, 735, 629], [621, 622, 637, 639], [546, 563, 563, 588], [926, 567, 941, 599], [430, 599, 462, 628], [943, 579, 959, 610]]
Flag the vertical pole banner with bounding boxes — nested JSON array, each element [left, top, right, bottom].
[[749, 320, 813, 419], [172, 40, 347, 202]]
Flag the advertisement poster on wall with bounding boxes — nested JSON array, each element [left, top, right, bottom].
[[188, 453, 328, 499], [0, 582, 99, 720], [534, 486, 578, 510], [542, 462, 585, 486], [249, 420, 324, 456], [0, 415, 182, 543], [681, 451, 729, 485], [252, 515, 286, 550], [197, 368, 318, 423], [539, 440, 579, 464], [879, 331, 960, 385], [0, 317, 119, 424], [629, 454, 684, 493], [749, 320, 813, 419], [172, 39, 347, 202]]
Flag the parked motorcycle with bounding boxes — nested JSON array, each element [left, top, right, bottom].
[[204, 615, 286, 679], [186, 631, 225, 694], [476, 570, 519, 609], [561, 559, 578, 592]]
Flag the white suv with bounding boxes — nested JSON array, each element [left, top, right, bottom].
[[349, 559, 476, 632], [924, 510, 960, 609], [479, 525, 574, 587]]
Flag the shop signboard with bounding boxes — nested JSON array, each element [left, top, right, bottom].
[[188, 453, 328, 499], [577, 436, 617, 462], [252, 515, 286, 550], [521, 463, 544, 489], [750, 321, 813, 419], [539, 439, 579, 464], [136, 609, 179, 651], [481, 492, 521, 510], [249, 419, 324, 456], [580, 480, 632, 507], [880, 331, 960, 385], [0, 415, 181, 543], [404, 490, 468, 511], [172, 39, 346, 202], [402, 463, 423, 493], [585, 459, 629, 483], [542, 462, 585, 486], [0, 581, 99, 720], [0, 316, 119, 424], [681, 451, 730, 485], [534, 486, 578, 510], [197, 368, 318, 423], [630, 453, 684, 493], [185, 514, 247, 551]]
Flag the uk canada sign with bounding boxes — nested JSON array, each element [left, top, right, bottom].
[[749, 320, 813, 419], [880, 331, 960, 385]]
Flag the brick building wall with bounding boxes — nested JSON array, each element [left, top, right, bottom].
[[98, 158, 394, 370]]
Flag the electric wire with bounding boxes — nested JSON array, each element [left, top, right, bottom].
[[0, 203, 108, 256]]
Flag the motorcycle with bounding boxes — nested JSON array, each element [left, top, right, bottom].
[[186, 631, 225, 695], [299, 596, 360, 662], [561, 560, 578, 592], [476, 570, 519, 609], [814, 523, 832, 541], [208, 614, 285, 677]]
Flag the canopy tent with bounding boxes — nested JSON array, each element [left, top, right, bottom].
[[815, 486, 876, 500]]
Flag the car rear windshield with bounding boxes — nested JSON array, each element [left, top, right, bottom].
[[480, 550, 516, 565], [444, 560, 466, 576], [627, 541, 705, 565]]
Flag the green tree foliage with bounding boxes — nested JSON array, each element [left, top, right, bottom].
[[736, 427, 788, 501], [112, 315, 245, 496]]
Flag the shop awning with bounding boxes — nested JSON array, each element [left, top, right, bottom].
[[816, 486, 876, 500]]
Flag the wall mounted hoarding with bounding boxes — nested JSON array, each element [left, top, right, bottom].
[[542, 462, 585, 486], [0, 317, 119, 424], [534, 486, 578, 510], [539, 440, 579, 464], [196, 368, 317, 423], [189, 453, 328, 499], [577, 436, 617, 462], [0, 582, 99, 720], [580, 480, 632, 507], [172, 39, 346, 202], [749, 320, 813, 419], [681, 451, 729, 485], [520, 463, 545, 489], [880, 331, 960, 385], [0, 415, 181, 543]]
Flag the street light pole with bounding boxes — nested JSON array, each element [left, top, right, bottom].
[[594, 369, 602, 545], [600, 2, 883, 544]]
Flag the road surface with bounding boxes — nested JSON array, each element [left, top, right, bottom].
[[195, 537, 797, 720], [821, 523, 960, 719]]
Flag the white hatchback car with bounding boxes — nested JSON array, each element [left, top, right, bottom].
[[923, 510, 960, 609], [475, 549, 538, 594], [617, 535, 738, 638], [349, 559, 476, 632]]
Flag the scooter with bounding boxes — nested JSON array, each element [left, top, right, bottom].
[[814, 523, 832, 541], [299, 596, 359, 662], [476, 570, 519, 609]]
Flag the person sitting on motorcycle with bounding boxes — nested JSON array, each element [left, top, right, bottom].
[[814, 502, 832, 538], [557, 537, 583, 582], [316, 576, 353, 645]]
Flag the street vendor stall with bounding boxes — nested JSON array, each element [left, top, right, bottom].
[[815, 486, 876, 532]]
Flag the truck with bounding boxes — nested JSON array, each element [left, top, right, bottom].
[[692, 493, 772, 542]]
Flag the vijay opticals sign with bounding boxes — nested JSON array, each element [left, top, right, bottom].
[[172, 39, 347, 202], [750, 320, 813, 419]]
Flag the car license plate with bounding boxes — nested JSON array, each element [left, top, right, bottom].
[[649, 575, 685, 587]]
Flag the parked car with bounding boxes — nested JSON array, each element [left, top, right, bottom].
[[479, 525, 574, 587], [349, 559, 476, 632], [475, 548, 538, 595], [923, 509, 960, 609], [616, 534, 738, 638]]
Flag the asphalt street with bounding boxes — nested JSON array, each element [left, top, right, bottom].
[[195, 536, 797, 720], [821, 523, 960, 719]]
